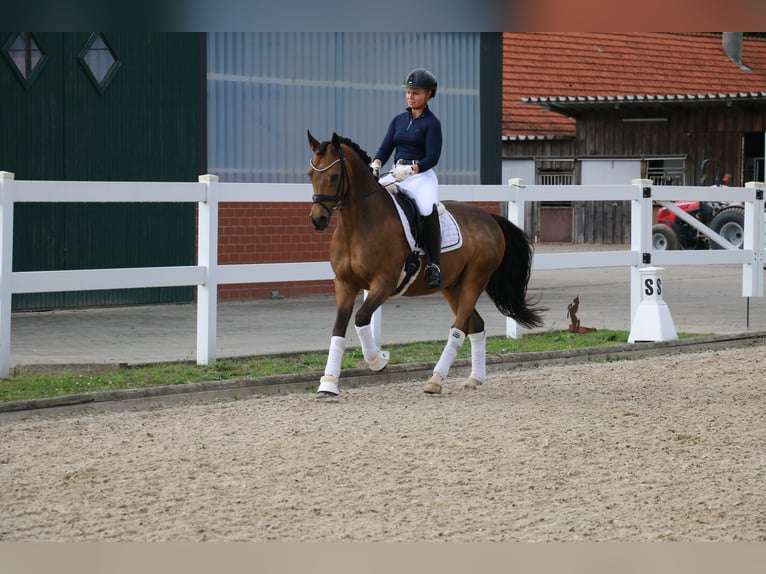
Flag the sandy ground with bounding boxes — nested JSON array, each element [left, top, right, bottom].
[[1, 346, 765, 542]]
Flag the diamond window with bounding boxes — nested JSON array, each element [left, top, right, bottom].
[[78, 33, 120, 93], [2, 32, 47, 87]]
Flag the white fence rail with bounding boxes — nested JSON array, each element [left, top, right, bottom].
[[0, 171, 764, 378]]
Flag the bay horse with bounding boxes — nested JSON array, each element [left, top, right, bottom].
[[307, 131, 544, 396]]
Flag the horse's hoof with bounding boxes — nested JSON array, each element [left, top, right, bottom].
[[461, 376, 484, 390], [316, 391, 338, 399], [423, 381, 443, 394], [368, 350, 389, 371], [424, 372, 444, 394], [317, 375, 340, 396]]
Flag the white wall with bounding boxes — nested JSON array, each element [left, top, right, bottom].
[[502, 159, 535, 184], [581, 159, 641, 184]]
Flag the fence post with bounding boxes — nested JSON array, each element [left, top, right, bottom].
[[506, 178, 526, 339], [197, 174, 219, 365], [0, 172, 15, 379], [630, 179, 653, 329], [743, 182, 765, 298]]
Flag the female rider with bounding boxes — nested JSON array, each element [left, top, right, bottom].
[[370, 68, 443, 289]]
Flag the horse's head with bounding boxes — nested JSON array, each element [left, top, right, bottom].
[[307, 131, 348, 230], [307, 130, 378, 230]]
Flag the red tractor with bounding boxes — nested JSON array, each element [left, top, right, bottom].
[[652, 200, 744, 251], [651, 161, 745, 251]]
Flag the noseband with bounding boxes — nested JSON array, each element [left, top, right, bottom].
[[310, 144, 348, 218]]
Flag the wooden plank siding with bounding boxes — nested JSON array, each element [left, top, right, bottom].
[[504, 104, 766, 244]]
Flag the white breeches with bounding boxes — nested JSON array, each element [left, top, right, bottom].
[[380, 169, 438, 216]]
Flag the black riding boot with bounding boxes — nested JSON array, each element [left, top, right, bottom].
[[422, 205, 442, 289]]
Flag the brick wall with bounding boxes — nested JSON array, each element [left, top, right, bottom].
[[216, 202, 336, 299], [211, 200, 504, 300]]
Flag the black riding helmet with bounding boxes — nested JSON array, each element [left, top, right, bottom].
[[402, 68, 438, 98]]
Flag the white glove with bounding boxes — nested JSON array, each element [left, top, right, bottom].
[[392, 164, 415, 182], [369, 162, 380, 178]]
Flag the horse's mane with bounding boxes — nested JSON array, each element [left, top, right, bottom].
[[317, 135, 372, 166]]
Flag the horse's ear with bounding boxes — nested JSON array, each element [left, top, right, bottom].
[[331, 132, 340, 148], [307, 130, 320, 152]]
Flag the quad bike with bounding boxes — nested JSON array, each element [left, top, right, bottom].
[[652, 201, 744, 251]]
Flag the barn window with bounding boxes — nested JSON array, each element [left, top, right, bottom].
[[537, 159, 574, 186], [78, 33, 120, 93], [2, 32, 46, 87], [647, 158, 685, 185]]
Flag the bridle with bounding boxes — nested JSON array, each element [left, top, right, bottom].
[[309, 144, 348, 219], [309, 141, 383, 223]]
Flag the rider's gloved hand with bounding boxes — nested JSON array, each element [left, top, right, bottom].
[[369, 162, 381, 178], [392, 164, 415, 182]]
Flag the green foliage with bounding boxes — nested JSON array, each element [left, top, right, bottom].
[[0, 330, 703, 404]]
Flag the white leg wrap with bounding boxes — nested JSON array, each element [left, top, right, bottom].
[[324, 336, 345, 379], [469, 330, 487, 384], [434, 327, 466, 380], [355, 324, 379, 362], [355, 324, 390, 371]]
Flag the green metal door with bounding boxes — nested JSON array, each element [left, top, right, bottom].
[[0, 32, 201, 310]]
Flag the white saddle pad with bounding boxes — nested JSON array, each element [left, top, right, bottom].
[[387, 191, 463, 254]]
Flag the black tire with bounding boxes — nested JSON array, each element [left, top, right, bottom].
[[652, 223, 681, 251], [710, 207, 745, 249]]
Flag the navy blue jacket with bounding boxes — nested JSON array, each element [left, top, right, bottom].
[[374, 106, 442, 173]]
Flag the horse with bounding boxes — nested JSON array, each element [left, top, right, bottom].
[[307, 131, 545, 396]]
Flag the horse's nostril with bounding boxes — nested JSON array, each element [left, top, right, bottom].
[[312, 215, 328, 230]]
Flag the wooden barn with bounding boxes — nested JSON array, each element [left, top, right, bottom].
[[501, 32, 766, 244]]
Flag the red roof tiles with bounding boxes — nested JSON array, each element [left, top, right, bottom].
[[503, 32, 766, 138]]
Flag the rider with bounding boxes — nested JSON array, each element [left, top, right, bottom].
[[370, 68, 443, 289]]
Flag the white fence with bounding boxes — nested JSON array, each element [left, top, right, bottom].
[[0, 171, 764, 379]]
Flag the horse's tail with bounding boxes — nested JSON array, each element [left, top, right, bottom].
[[485, 214, 546, 328]]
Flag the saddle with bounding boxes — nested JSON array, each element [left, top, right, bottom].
[[390, 191, 423, 295], [391, 191, 423, 247], [385, 185, 463, 296]]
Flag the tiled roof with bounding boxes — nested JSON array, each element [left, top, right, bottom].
[[503, 32, 766, 138]]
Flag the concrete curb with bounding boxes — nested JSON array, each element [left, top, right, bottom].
[[2, 332, 765, 420]]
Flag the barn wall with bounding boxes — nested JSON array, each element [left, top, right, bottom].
[[207, 33, 486, 299], [503, 104, 766, 244], [1, 32, 200, 310]]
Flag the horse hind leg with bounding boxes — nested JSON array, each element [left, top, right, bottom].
[[424, 327, 466, 394], [461, 330, 486, 391], [426, 285, 487, 395]]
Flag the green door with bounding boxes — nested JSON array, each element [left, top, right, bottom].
[[0, 32, 201, 310]]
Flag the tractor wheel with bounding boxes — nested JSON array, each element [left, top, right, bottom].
[[710, 207, 745, 249], [652, 223, 681, 250]]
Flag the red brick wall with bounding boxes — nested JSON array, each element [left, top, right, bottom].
[[216, 202, 336, 299], [205, 200, 504, 300]]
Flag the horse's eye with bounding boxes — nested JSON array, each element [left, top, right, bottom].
[[329, 173, 340, 185]]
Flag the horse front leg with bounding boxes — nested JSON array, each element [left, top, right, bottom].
[[353, 287, 390, 372], [318, 283, 358, 396]]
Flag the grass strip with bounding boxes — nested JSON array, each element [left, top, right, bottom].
[[0, 330, 702, 403]]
